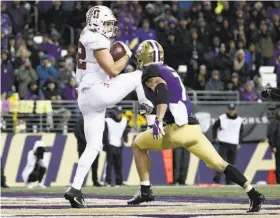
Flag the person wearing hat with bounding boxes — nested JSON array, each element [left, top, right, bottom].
[[212, 103, 244, 184], [103, 106, 129, 187], [36, 54, 57, 88]]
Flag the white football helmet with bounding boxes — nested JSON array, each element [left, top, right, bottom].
[[86, 6, 118, 38]]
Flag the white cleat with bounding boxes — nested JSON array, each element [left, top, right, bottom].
[[26, 183, 34, 189], [37, 183, 47, 189]]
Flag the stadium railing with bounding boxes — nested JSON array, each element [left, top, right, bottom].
[[1, 91, 279, 133]]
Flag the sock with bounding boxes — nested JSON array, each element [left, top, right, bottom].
[[223, 164, 247, 187], [72, 148, 99, 190], [247, 188, 259, 199], [140, 180, 151, 193]]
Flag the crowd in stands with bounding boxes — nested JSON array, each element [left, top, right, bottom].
[[1, 1, 280, 102]]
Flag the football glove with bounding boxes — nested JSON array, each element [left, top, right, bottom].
[[139, 103, 153, 115], [117, 41, 132, 58], [153, 119, 165, 139]]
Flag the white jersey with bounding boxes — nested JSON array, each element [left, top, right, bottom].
[[76, 27, 111, 89]]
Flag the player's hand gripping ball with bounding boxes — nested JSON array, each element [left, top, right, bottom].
[[110, 41, 127, 61]]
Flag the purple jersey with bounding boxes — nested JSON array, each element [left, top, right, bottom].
[[143, 64, 198, 125]]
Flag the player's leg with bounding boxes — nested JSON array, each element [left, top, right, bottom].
[[64, 110, 105, 208], [128, 127, 171, 205], [89, 71, 152, 109], [105, 145, 113, 186], [114, 147, 123, 186], [226, 146, 237, 185], [182, 125, 265, 212]]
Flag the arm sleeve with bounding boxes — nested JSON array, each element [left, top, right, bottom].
[[212, 118, 221, 140]]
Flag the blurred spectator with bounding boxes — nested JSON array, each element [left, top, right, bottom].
[[231, 73, 241, 91], [234, 49, 249, 83], [213, 43, 233, 82], [46, 1, 65, 30], [136, 20, 156, 43], [8, 36, 17, 63], [202, 1, 214, 22], [57, 58, 74, 86], [206, 70, 224, 91], [40, 31, 62, 61], [43, 79, 61, 100], [228, 40, 237, 59], [154, 4, 176, 24], [36, 55, 57, 87], [62, 78, 77, 100], [117, 19, 138, 52], [7, 1, 31, 33], [259, 21, 274, 65], [267, 107, 280, 184], [253, 75, 263, 97], [246, 43, 263, 78], [205, 37, 220, 63], [198, 18, 211, 51], [272, 41, 280, 65], [67, 2, 85, 29], [141, 3, 156, 28], [153, 1, 165, 17], [172, 147, 189, 185], [186, 28, 204, 62], [13, 45, 31, 69], [184, 60, 199, 88], [162, 31, 184, 71], [220, 19, 233, 44], [191, 65, 207, 90], [26, 39, 40, 69], [246, 22, 260, 45], [24, 81, 45, 100], [17, 60, 38, 99], [272, 15, 280, 41], [1, 51, 14, 99], [240, 81, 260, 101], [1, 3, 12, 50], [155, 19, 166, 44]]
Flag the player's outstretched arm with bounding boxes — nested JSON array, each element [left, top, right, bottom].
[[94, 42, 132, 78], [146, 77, 168, 121]]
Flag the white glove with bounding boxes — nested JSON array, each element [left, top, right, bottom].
[[118, 41, 132, 58]]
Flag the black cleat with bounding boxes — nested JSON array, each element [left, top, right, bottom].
[[248, 192, 265, 212], [64, 187, 86, 208], [127, 190, 155, 205]]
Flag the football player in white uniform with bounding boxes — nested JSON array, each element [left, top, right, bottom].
[[64, 6, 153, 208]]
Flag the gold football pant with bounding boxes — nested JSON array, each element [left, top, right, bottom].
[[134, 124, 228, 172]]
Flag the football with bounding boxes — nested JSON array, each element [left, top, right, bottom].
[[110, 41, 126, 61]]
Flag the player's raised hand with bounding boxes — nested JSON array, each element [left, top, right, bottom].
[[153, 119, 165, 139], [117, 41, 132, 58]]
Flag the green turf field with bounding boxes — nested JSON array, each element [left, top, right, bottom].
[[2, 185, 280, 198]]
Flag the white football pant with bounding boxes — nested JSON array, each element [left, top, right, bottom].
[[72, 71, 153, 190]]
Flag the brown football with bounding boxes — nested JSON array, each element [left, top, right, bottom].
[[110, 41, 126, 61]]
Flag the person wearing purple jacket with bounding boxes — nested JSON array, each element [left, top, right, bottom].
[[1, 50, 14, 99], [136, 20, 156, 43], [62, 78, 77, 100], [240, 81, 260, 102], [40, 30, 62, 61], [24, 81, 45, 100]]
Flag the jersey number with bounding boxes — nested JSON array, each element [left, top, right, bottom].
[[172, 72, 187, 101], [77, 41, 86, 70]]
